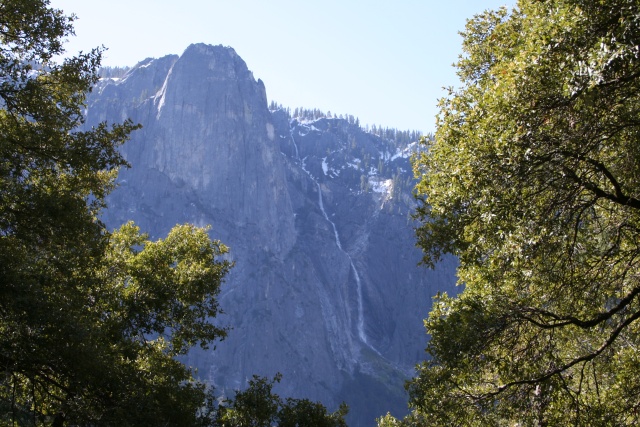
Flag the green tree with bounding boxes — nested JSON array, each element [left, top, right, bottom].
[[215, 375, 348, 427], [0, 1, 231, 425], [406, 0, 640, 425]]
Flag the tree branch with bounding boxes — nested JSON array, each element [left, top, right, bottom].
[[556, 151, 640, 210], [481, 308, 640, 400], [517, 284, 640, 329]]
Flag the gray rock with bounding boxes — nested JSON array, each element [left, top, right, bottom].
[[87, 44, 457, 427]]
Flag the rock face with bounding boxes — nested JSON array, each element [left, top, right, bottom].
[[86, 44, 457, 427]]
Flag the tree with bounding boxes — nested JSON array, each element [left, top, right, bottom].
[[214, 375, 348, 427], [406, 0, 640, 425], [0, 1, 231, 425]]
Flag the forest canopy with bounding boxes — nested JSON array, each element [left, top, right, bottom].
[[402, 0, 640, 425], [0, 0, 230, 425]]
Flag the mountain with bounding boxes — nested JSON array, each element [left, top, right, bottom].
[[84, 43, 458, 426]]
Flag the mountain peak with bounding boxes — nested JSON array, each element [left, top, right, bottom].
[[178, 43, 253, 80], [183, 43, 239, 58], [85, 44, 457, 427]]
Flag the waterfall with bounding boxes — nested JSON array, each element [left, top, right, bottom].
[[290, 122, 374, 350], [315, 182, 368, 345]]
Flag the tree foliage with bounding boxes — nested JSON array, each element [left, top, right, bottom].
[[407, 0, 640, 425], [0, 1, 231, 425], [214, 375, 349, 427]]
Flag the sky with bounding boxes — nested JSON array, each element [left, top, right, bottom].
[[48, 1, 514, 133]]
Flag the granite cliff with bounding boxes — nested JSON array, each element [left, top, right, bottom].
[[85, 44, 457, 426]]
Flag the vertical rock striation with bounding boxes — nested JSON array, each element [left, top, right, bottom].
[[86, 44, 457, 427]]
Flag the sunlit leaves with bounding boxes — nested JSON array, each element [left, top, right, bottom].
[[0, 1, 231, 425], [103, 222, 231, 355], [409, 0, 640, 425]]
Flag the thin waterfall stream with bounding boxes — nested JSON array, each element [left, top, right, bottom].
[[316, 181, 368, 346], [290, 122, 376, 352]]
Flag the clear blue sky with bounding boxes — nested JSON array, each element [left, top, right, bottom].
[[49, 1, 514, 133]]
